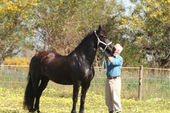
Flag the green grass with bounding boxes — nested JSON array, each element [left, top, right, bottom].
[[0, 85, 170, 113], [0, 67, 170, 112]]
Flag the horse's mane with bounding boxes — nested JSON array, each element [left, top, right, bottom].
[[72, 31, 94, 52]]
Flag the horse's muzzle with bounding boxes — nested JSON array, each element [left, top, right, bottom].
[[106, 46, 116, 56]]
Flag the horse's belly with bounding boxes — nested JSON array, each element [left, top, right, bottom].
[[51, 79, 73, 85], [44, 72, 74, 85], [41, 64, 74, 85]]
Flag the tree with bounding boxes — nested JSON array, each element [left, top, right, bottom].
[[125, 0, 170, 67], [104, 17, 147, 67], [32, 0, 118, 55], [0, 0, 39, 63]]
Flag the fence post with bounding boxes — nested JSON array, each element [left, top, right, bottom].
[[138, 65, 143, 100]]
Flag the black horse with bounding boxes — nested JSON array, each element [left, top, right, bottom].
[[23, 26, 115, 113]]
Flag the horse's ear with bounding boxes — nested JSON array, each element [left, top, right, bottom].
[[98, 25, 102, 31]]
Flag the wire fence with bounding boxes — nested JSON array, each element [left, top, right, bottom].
[[0, 65, 170, 100]]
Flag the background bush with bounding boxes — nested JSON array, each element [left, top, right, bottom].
[[4, 57, 30, 65]]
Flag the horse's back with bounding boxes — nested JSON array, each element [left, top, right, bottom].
[[31, 50, 62, 64], [29, 50, 63, 75]]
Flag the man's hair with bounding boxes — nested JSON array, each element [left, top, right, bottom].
[[115, 44, 123, 54]]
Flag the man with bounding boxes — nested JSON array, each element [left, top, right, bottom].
[[100, 44, 123, 113]]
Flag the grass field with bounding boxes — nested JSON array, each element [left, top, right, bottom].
[[0, 83, 170, 113], [0, 66, 170, 113]]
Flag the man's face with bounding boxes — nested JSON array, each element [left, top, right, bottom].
[[113, 45, 119, 55]]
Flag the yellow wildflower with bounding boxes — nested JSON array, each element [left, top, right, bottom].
[[154, 2, 159, 8]]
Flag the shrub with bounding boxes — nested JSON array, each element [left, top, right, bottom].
[[4, 57, 30, 65]]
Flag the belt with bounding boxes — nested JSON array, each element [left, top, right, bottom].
[[107, 76, 119, 79]]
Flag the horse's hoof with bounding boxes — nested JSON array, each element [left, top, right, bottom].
[[29, 108, 36, 112], [79, 110, 84, 113], [71, 110, 77, 113]]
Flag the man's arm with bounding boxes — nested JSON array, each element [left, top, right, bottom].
[[108, 56, 123, 66]]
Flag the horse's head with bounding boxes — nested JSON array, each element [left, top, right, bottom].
[[94, 25, 115, 56]]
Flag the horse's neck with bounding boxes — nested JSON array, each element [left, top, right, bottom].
[[69, 34, 97, 65]]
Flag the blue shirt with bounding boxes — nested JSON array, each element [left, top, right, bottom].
[[106, 55, 123, 77], [100, 49, 123, 77]]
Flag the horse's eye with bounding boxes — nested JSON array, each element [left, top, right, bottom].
[[102, 35, 107, 38], [100, 34, 106, 38]]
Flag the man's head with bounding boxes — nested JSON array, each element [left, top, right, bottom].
[[114, 44, 123, 55]]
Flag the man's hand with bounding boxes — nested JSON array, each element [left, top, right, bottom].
[[108, 56, 113, 62], [99, 47, 103, 50], [99, 47, 111, 58]]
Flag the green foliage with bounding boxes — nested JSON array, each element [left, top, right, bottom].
[[126, 0, 170, 67], [121, 44, 146, 67], [0, 0, 169, 67], [0, 0, 38, 63], [33, 0, 118, 54]]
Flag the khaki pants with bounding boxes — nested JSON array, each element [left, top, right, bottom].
[[105, 77, 121, 112]]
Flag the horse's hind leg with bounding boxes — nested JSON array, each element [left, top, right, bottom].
[[35, 76, 49, 113]]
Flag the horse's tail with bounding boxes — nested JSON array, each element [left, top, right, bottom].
[[23, 71, 34, 110], [23, 57, 38, 111]]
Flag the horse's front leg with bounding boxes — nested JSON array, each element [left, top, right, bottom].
[[79, 82, 90, 113], [71, 83, 80, 113]]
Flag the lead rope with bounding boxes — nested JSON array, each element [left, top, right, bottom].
[[102, 55, 107, 69]]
